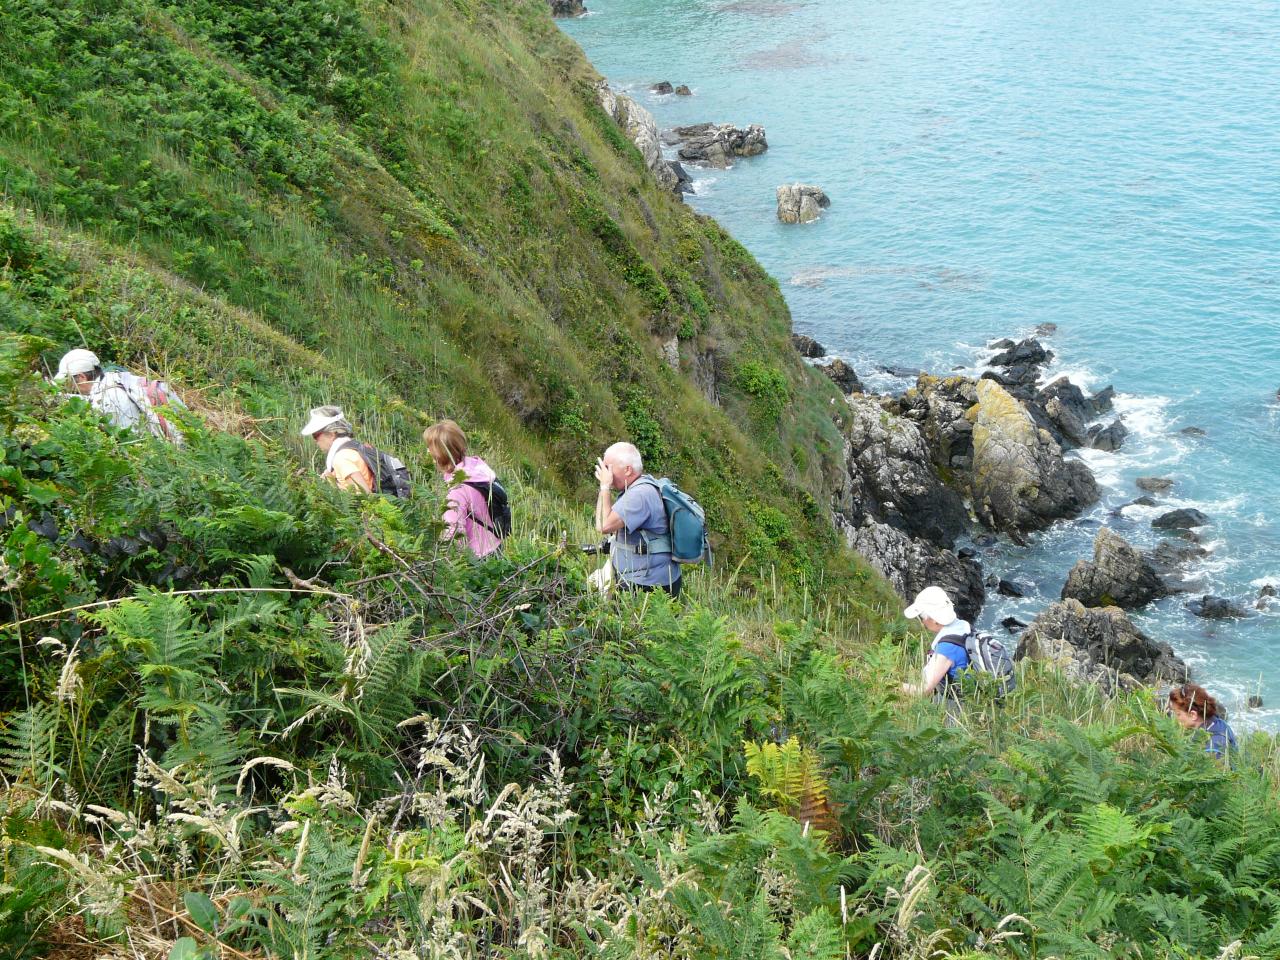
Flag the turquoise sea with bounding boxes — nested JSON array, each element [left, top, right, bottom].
[[560, 0, 1280, 728]]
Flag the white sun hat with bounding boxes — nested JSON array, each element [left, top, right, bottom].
[[299, 406, 345, 437], [54, 348, 101, 381], [903, 586, 957, 623]]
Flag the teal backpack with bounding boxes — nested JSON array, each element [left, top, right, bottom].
[[635, 476, 710, 565]]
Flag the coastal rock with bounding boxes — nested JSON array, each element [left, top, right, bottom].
[[897, 374, 978, 475], [997, 579, 1027, 598], [791, 333, 827, 358], [988, 338, 1016, 351], [1018, 598, 1188, 688], [844, 519, 984, 623], [595, 82, 682, 193], [1261, 584, 1277, 598], [1136, 476, 1174, 494], [673, 122, 768, 167], [1061, 527, 1169, 609], [1002, 616, 1029, 633], [1043, 396, 1090, 446], [776, 183, 830, 224], [652, 81, 674, 94], [969, 379, 1100, 533], [990, 338, 1052, 369], [1038, 376, 1114, 428], [1087, 419, 1128, 452], [1035, 322, 1059, 337], [1249, 695, 1264, 709], [843, 395, 968, 547], [1180, 426, 1206, 437], [675, 85, 692, 96], [1153, 508, 1209, 531], [817, 358, 862, 394], [669, 161, 694, 194], [549, 0, 586, 16], [1187, 595, 1250, 620]]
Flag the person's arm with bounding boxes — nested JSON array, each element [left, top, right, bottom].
[[594, 459, 625, 535], [440, 486, 469, 543], [902, 652, 954, 697]]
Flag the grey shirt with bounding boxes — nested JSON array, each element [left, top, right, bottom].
[[610, 477, 681, 588]]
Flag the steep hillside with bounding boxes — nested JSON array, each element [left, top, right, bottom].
[[1, 0, 861, 583]]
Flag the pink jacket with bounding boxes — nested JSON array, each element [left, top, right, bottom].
[[443, 456, 502, 558]]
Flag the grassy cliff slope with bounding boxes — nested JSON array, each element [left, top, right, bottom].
[[1, 0, 864, 584]]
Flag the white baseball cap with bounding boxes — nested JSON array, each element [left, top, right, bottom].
[[299, 406, 345, 437], [903, 586, 957, 623], [54, 348, 101, 381]]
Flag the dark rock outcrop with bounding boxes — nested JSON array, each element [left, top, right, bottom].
[[549, 0, 586, 15], [1018, 599, 1188, 690], [1153, 508, 1209, 531], [1061, 527, 1169, 609], [652, 81, 674, 95], [1180, 426, 1206, 437], [672, 122, 768, 167], [817, 358, 862, 395], [791, 333, 826, 358], [997, 579, 1027, 598], [895, 374, 978, 476], [990, 338, 1052, 369], [776, 183, 830, 224], [842, 396, 968, 548], [1187, 595, 1250, 620], [675, 85, 692, 96], [969, 379, 1100, 533], [844, 519, 984, 623], [1087, 419, 1128, 452], [1136, 476, 1173, 494]]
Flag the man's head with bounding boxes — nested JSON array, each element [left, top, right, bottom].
[[904, 585, 957, 633], [300, 405, 354, 453], [54, 349, 104, 396], [600, 442, 643, 491]]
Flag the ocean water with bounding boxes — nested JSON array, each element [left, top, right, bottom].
[[560, 0, 1280, 728]]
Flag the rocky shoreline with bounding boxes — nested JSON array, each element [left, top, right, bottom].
[[795, 328, 1231, 693]]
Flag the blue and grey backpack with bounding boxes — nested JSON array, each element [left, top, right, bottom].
[[635, 476, 710, 565]]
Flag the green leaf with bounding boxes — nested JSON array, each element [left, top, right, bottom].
[[168, 938, 199, 960], [183, 890, 218, 935]]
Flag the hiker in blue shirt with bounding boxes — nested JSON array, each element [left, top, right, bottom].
[[594, 442, 682, 596], [900, 586, 970, 699], [1169, 682, 1238, 761]]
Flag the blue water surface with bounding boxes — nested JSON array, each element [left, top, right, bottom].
[[560, 0, 1280, 728]]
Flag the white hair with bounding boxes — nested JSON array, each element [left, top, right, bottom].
[[604, 441, 643, 474]]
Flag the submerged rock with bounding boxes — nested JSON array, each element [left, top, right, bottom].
[[673, 122, 768, 167], [1136, 476, 1174, 493], [791, 333, 827, 358], [817, 358, 862, 394], [1187, 595, 1250, 620], [1153, 508, 1209, 531], [969, 379, 1099, 533], [776, 183, 830, 223], [675, 84, 693, 96], [1018, 599, 1188, 688], [652, 81, 674, 94], [1180, 426, 1207, 437], [1061, 527, 1169, 609], [1249, 695, 1264, 709]]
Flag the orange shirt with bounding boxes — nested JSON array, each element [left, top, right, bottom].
[[327, 444, 375, 493]]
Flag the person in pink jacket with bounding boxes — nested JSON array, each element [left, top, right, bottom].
[[423, 419, 506, 558]]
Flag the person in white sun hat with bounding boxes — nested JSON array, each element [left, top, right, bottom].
[[900, 585, 972, 698], [299, 406, 377, 494], [53, 348, 184, 440]]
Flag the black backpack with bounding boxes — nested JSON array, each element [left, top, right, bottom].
[[462, 479, 511, 538], [351, 441, 412, 499]]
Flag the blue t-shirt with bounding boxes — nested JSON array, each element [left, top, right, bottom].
[[610, 477, 681, 589], [1203, 715, 1237, 759], [932, 621, 972, 690]]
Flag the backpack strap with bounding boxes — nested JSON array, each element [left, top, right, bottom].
[[460, 481, 502, 538], [628, 476, 672, 556]]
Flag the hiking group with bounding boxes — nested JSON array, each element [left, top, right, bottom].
[[45, 347, 1240, 755]]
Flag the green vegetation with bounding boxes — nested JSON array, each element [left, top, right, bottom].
[[2, 1, 1280, 957]]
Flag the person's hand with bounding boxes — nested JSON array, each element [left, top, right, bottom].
[[595, 458, 613, 491]]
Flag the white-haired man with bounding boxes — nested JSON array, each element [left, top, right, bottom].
[[52, 348, 183, 440], [901, 585, 971, 698], [594, 442, 681, 596]]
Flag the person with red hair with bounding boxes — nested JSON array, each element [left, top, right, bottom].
[[1168, 683, 1238, 760]]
